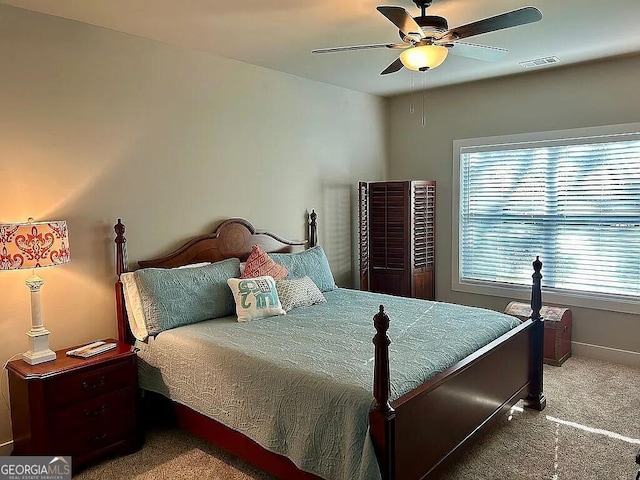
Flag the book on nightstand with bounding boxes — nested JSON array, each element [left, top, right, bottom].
[[66, 341, 117, 358]]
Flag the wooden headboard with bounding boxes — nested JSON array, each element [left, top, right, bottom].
[[114, 212, 318, 344]]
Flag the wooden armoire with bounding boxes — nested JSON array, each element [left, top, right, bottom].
[[358, 180, 436, 300]]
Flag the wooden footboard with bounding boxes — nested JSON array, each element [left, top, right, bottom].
[[370, 258, 546, 480]]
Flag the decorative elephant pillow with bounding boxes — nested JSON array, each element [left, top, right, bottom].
[[227, 276, 286, 322]]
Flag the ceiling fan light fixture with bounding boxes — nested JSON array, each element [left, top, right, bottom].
[[399, 44, 448, 71]]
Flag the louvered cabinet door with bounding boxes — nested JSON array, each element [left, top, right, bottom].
[[359, 180, 435, 300], [358, 182, 369, 291], [411, 181, 436, 300], [368, 181, 411, 297]]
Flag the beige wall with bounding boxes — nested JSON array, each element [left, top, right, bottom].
[[386, 54, 640, 357], [0, 5, 386, 445]]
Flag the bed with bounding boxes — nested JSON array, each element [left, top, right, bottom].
[[113, 213, 546, 480]]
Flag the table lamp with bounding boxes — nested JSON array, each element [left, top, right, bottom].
[[0, 219, 70, 364]]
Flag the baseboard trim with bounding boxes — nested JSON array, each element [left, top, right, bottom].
[[572, 342, 640, 367], [0, 439, 13, 456]]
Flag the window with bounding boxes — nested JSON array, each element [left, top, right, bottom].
[[452, 123, 640, 314]]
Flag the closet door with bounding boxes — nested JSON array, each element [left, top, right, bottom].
[[369, 181, 411, 297], [411, 181, 436, 300], [358, 182, 369, 291]]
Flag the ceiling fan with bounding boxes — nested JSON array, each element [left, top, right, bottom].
[[312, 1, 542, 75]]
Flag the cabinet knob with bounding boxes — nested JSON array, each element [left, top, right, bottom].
[[83, 404, 107, 417], [86, 432, 107, 443], [82, 376, 105, 391]]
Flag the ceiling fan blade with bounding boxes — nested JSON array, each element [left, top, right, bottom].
[[377, 6, 425, 39], [312, 43, 407, 54], [380, 57, 404, 75], [437, 6, 542, 43], [447, 42, 508, 61]]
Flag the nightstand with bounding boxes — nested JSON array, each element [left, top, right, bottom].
[[6, 339, 139, 472]]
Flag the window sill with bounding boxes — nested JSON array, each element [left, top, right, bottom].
[[453, 279, 640, 315]]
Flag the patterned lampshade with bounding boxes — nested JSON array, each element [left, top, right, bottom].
[[0, 220, 70, 271]]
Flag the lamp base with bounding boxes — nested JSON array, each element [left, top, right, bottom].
[[23, 328, 56, 365]]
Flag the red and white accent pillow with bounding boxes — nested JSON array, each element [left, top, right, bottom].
[[241, 244, 288, 280]]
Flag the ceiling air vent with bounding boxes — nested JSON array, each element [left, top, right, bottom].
[[519, 56, 561, 69]]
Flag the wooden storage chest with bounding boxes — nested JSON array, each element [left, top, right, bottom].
[[504, 301, 572, 366]]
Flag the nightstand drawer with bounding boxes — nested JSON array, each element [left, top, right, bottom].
[[51, 409, 135, 456], [51, 387, 135, 432], [46, 358, 135, 407]]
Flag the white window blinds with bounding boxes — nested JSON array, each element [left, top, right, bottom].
[[458, 132, 640, 304]]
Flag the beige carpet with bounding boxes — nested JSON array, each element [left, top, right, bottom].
[[76, 356, 640, 479]]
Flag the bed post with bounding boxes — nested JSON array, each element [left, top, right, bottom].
[[524, 256, 546, 410], [369, 305, 395, 480], [309, 210, 317, 248], [114, 219, 133, 345]]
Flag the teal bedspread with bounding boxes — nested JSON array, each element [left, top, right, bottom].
[[135, 288, 520, 480]]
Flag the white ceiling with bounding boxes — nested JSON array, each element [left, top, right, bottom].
[[3, 0, 640, 97]]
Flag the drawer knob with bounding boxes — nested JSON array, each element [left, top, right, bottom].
[[82, 376, 105, 391], [83, 404, 107, 417], [87, 433, 107, 443]]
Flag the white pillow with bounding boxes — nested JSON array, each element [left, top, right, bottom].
[[121, 262, 211, 341], [227, 276, 286, 322]]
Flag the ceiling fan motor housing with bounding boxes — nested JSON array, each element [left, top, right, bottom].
[[399, 15, 449, 42]]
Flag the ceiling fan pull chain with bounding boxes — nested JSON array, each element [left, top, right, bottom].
[[421, 74, 427, 127], [409, 72, 415, 114]]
